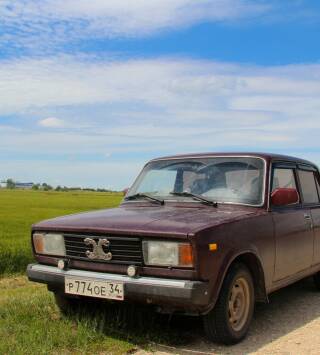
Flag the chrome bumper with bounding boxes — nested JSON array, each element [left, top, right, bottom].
[[27, 264, 210, 313]]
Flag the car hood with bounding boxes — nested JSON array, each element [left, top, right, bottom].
[[33, 204, 258, 238]]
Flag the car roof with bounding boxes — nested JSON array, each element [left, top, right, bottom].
[[149, 152, 317, 168]]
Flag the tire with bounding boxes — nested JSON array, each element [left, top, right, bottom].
[[313, 272, 320, 290], [54, 292, 81, 315], [203, 263, 255, 345]]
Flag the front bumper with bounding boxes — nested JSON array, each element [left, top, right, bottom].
[[27, 264, 210, 313]]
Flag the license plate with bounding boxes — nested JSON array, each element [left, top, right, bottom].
[[65, 277, 124, 301]]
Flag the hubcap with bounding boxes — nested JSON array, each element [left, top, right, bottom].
[[228, 277, 250, 332]]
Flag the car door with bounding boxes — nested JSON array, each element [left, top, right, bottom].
[[271, 162, 314, 281], [296, 166, 320, 266], [313, 172, 320, 264]]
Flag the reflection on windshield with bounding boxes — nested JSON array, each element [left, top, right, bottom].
[[127, 157, 265, 206]]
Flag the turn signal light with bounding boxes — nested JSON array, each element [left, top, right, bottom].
[[209, 243, 218, 251], [33, 233, 44, 254], [179, 244, 194, 267]]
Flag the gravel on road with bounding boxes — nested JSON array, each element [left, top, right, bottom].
[[136, 277, 320, 355]]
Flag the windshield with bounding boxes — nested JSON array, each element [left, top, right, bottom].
[[127, 157, 265, 206]]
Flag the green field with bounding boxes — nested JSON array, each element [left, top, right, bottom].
[[0, 189, 191, 354], [0, 189, 123, 275]]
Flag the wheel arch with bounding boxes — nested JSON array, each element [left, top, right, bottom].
[[230, 252, 268, 303], [206, 250, 268, 314]]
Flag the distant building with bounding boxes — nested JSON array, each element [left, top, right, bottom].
[[0, 181, 7, 188], [15, 182, 34, 190]]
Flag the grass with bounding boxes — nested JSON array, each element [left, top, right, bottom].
[[0, 189, 123, 275], [0, 276, 192, 354], [0, 277, 136, 354], [0, 189, 193, 354]]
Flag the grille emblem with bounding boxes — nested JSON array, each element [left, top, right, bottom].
[[84, 238, 112, 261]]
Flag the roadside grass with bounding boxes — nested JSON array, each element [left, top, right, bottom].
[[0, 276, 190, 355], [0, 277, 136, 354], [0, 189, 123, 275], [0, 191, 192, 354]]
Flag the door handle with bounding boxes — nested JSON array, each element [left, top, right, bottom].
[[304, 214, 313, 229]]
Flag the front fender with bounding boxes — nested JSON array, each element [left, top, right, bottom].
[[204, 249, 268, 314]]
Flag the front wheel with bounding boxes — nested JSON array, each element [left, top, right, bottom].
[[203, 263, 255, 345]]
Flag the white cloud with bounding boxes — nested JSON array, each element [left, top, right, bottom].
[[49, 0, 268, 35], [0, 55, 320, 187], [0, 0, 270, 50], [0, 56, 319, 116], [38, 117, 65, 128]]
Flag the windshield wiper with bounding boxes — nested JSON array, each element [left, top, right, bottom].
[[170, 191, 217, 207], [125, 193, 164, 205]]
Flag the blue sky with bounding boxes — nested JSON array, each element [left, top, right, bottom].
[[0, 0, 320, 189]]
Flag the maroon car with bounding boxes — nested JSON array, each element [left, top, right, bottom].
[[27, 153, 320, 344]]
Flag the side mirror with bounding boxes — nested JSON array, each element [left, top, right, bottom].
[[122, 188, 129, 196], [271, 188, 299, 206]]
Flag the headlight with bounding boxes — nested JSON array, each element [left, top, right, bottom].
[[142, 241, 193, 267], [33, 232, 66, 256]]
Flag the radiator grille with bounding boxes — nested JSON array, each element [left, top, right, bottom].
[[64, 234, 143, 265]]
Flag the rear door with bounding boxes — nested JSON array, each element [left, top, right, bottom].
[[272, 163, 314, 281], [296, 166, 320, 266]]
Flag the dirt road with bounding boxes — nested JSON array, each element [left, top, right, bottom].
[[137, 277, 320, 354]]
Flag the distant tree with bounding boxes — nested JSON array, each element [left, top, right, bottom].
[[32, 184, 40, 190], [55, 185, 62, 191], [6, 179, 15, 189], [97, 188, 114, 193], [42, 183, 53, 191], [69, 187, 82, 191]]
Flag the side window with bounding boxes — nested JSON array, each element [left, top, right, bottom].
[[316, 175, 320, 197], [298, 170, 320, 204], [272, 168, 297, 191]]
